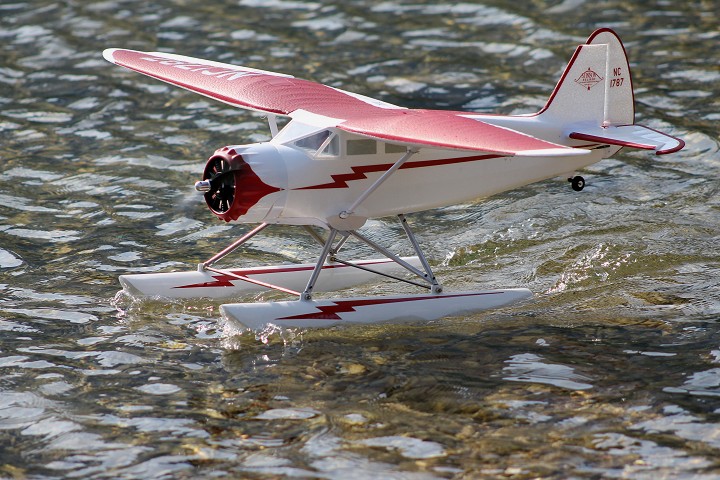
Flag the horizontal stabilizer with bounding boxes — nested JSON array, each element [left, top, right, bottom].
[[569, 124, 684, 155]]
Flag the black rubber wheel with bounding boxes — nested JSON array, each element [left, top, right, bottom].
[[569, 175, 585, 192]]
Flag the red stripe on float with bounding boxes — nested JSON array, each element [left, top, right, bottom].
[[277, 291, 504, 320]]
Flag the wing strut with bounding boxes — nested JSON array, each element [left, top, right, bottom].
[[339, 148, 419, 219], [267, 114, 279, 137]]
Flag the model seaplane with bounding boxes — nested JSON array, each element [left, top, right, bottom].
[[104, 28, 683, 330]]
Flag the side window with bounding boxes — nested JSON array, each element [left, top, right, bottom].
[[385, 143, 407, 154], [347, 139, 377, 155]]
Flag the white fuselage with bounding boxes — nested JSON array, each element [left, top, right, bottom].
[[226, 115, 610, 228]]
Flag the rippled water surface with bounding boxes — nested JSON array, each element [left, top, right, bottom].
[[1, 0, 719, 478]]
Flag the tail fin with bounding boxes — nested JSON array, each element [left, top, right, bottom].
[[538, 28, 634, 126], [539, 28, 683, 155]]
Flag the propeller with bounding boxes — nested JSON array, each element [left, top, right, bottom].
[[195, 145, 279, 222], [197, 151, 241, 215]]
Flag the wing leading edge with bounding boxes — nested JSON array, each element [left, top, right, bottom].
[[102, 48, 400, 116], [103, 48, 588, 157]]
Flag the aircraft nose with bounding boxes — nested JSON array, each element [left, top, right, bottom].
[[194, 180, 212, 192], [198, 145, 282, 222]]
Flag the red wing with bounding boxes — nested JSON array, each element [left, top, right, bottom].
[[337, 109, 585, 156], [105, 49, 587, 156], [103, 49, 399, 116]]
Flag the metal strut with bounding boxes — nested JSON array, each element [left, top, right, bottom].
[[267, 114, 279, 137], [303, 226, 430, 290], [200, 222, 269, 270], [198, 222, 302, 296], [203, 266, 300, 296], [303, 226, 350, 256], [301, 228, 338, 301], [398, 214, 442, 293], [349, 223, 443, 294], [339, 148, 419, 219], [328, 257, 430, 290], [349, 230, 428, 280], [197, 216, 441, 300]]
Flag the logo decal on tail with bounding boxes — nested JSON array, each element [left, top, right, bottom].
[[575, 67, 603, 91]]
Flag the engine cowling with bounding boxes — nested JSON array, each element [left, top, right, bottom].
[[196, 146, 281, 222]]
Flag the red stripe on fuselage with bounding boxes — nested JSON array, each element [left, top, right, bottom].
[[297, 153, 502, 190]]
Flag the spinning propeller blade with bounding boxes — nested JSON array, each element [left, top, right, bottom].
[[204, 156, 235, 213]]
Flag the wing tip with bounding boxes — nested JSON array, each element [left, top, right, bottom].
[[655, 138, 685, 155], [102, 48, 120, 64]]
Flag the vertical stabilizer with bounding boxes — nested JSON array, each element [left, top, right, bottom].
[[540, 29, 683, 155], [590, 29, 635, 126], [538, 28, 634, 127]]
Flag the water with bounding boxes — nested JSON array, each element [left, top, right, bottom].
[[1, 0, 718, 478]]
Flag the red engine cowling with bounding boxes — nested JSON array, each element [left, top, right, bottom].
[[199, 146, 281, 222]]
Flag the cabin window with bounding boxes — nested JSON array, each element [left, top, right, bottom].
[[318, 134, 340, 156], [347, 139, 377, 155], [294, 130, 331, 152], [385, 143, 407, 154]]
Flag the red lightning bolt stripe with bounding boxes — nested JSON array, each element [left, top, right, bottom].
[[296, 153, 501, 190], [173, 259, 398, 289], [173, 265, 316, 289], [277, 291, 504, 320]]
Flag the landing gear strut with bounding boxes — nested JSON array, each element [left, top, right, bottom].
[[568, 175, 585, 192]]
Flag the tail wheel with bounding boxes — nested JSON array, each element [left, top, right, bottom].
[[568, 175, 585, 192]]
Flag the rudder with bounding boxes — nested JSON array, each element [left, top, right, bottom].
[[538, 28, 634, 127]]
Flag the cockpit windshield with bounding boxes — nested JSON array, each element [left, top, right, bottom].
[[272, 120, 321, 145], [295, 130, 331, 151], [273, 121, 339, 157]]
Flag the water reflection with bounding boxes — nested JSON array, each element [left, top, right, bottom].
[[0, 0, 719, 478], [502, 352, 593, 390]]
